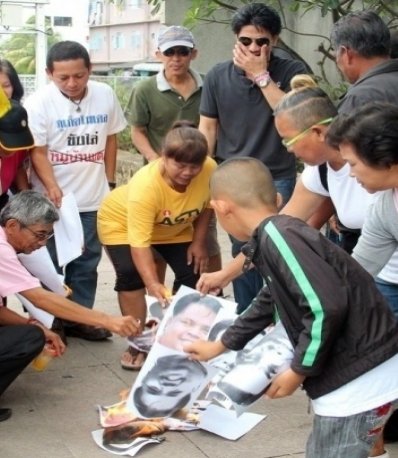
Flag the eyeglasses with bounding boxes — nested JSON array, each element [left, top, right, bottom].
[[22, 225, 54, 241], [281, 117, 334, 148], [162, 46, 192, 57], [238, 36, 270, 47]]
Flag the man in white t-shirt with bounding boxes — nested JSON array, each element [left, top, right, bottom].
[[25, 41, 127, 341]]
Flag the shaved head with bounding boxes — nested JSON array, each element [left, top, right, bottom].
[[211, 157, 277, 208]]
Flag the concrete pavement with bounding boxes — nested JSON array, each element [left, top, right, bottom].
[[2, 225, 398, 458]]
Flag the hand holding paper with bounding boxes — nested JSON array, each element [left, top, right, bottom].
[[107, 316, 142, 337], [265, 368, 305, 399], [184, 339, 226, 361]]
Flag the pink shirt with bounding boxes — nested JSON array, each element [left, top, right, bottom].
[[0, 226, 40, 302]]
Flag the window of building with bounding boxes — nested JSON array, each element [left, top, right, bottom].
[[53, 16, 73, 27], [131, 31, 143, 50], [90, 33, 103, 51], [112, 32, 126, 49]]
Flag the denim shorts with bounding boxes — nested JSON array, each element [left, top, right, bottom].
[[306, 400, 398, 458]]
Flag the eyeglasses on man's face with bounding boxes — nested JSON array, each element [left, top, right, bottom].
[[281, 117, 334, 148], [21, 224, 54, 241], [162, 46, 192, 57], [238, 36, 270, 47]]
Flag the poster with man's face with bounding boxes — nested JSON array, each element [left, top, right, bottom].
[[126, 286, 237, 419], [126, 286, 294, 419]]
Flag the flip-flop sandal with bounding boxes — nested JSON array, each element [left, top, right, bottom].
[[120, 346, 146, 371]]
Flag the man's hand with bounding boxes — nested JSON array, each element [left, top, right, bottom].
[[233, 41, 268, 79], [184, 339, 226, 361], [45, 184, 63, 208], [42, 328, 66, 356], [265, 369, 305, 399], [187, 241, 208, 275], [196, 270, 230, 296], [107, 316, 142, 337]]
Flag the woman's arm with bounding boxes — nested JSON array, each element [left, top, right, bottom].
[[188, 208, 213, 274], [130, 246, 169, 304]]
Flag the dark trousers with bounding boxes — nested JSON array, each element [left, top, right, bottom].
[[0, 325, 45, 397], [46, 211, 102, 309]]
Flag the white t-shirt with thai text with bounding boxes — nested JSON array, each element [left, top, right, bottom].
[[25, 80, 127, 212]]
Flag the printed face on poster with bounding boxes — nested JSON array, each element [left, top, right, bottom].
[[126, 286, 238, 418]]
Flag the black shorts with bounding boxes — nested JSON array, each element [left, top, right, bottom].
[[104, 242, 199, 292]]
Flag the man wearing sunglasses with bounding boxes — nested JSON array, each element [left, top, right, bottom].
[[128, 25, 222, 294], [129, 25, 201, 164], [199, 3, 308, 312]]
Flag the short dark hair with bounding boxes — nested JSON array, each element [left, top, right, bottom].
[[0, 59, 24, 102], [231, 3, 281, 36], [208, 319, 234, 342], [162, 121, 208, 165], [330, 10, 390, 58], [390, 29, 398, 58], [46, 41, 91, 72], [326, 102, 398, 168], [172, 292, 221, 317]]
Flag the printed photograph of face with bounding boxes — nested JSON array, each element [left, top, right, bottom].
[[133, 354, 208, 418], [157, 293, 222, 352], [215, 323, 294, 407]]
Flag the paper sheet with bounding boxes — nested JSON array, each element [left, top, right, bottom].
[[15, 293, 54, 328], [91, 430, 163, 456], [199, 404, 266, 440], [18, 246, 65, 295], [53, 193, 84, 267]]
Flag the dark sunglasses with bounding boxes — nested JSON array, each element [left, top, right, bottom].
[[238, 36, 270, 47], [162, 46, 192, 57]]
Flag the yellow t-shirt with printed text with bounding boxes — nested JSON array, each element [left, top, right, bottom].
[[97, 157, 216, 246]]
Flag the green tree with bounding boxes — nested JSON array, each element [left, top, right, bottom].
[[0, 16, 60, 74], [146, 0, 398, 92]]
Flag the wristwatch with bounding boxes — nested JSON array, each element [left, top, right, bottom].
[[254, 72, 271, 88]]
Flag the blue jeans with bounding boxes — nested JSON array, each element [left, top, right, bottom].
[[231, 177, 296, 313], [47, 211, 102, 309], [376, 277, 398, 319], [306, 401, 397, 458]]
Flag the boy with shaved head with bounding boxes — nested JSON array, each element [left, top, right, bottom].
[[186, 157, 398, 458]]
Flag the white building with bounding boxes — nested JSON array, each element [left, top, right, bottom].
[[43, 0, 90, 47], [0, 0, 90, 46]]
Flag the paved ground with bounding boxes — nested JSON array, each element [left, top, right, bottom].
[[2, 225, 398, 458]]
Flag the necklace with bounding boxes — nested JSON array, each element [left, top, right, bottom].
[[61, 88, 87, 112]]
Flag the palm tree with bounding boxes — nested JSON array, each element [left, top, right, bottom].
[[0, 16, 60, 74]]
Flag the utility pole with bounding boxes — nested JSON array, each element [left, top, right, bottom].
[[0, 0, 50, 88]]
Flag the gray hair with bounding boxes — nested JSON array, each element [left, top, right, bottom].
[[330, 10, 390, 58], [274, 85, 337, 131], [0, 191, 59, 227]]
